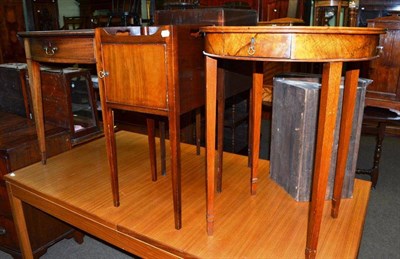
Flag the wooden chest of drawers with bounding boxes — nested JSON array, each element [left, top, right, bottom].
[[0, 111, 74, 258], [366, 14, 400, 111], [0, 63, 92, 257], [0, 63, 29, 118]]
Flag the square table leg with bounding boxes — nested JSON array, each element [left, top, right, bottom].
[[6, 182, 34, 259]]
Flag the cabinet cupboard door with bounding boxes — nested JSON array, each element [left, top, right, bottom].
[[260, 0, 289, 21], [367, 15, 400, 110], [368, 29, 400, 101], [102, 43, 168, 111]]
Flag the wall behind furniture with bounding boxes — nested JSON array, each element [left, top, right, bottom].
[[288, 0, 297, 17], [0, 0, 26, 63], [58, 0, 80, 28]]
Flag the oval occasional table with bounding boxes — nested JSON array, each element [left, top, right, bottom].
[[200, 26, 385, 258]]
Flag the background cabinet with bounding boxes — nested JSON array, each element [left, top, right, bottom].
[[77, 0, 111, 17], [365, 14, 400, 111], [24, 0, 59, 30], [0, 110, 83, 258], [0, 0, 26, 63], [358, 0, 400, 27], [261, 0, 289, 21], [200, 0, 258, 10], [33, 0, 59, 30], [199, 0, 289, 21], [154, 8, 256, 152], [0, 64, 82, 258]]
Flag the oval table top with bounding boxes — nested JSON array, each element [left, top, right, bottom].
[[200, 26, 386, 62]]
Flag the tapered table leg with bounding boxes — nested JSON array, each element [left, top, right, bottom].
[[106, 108, 119, 207], [97, 70, 119, 207], [332, 69, 360, 218], [206, 56, 218, 235], [147, 118, 157, 181], [248, 87, 253, 168], [216, 67, 225, 193], [6, 182, 34, 259], [168, 86, 182, 230], [250, 62, 263, 195], [159, 121, 167, 176], [306, 62, 343, 258], [195, 108, 202, 156]]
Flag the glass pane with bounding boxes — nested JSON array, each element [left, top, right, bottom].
[[70, 76, 96, 133]]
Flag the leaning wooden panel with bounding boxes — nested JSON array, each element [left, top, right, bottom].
[[269, 75, 371, 202]]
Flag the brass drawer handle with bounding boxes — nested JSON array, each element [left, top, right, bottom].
[[43, 44, 58, 56]]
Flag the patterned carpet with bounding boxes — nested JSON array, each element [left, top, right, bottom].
[[356, 135, 400, 259]]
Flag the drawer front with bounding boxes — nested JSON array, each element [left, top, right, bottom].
[[0, 215, 19, 252], [205, 33, 291, 59], [291, 34, 380, 60], [29, 37, 95, 63], [204, 31, 381, 61], [0, 185, 12, 218]]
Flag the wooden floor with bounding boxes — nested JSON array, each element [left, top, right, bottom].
[[7, 131, 371, 258]]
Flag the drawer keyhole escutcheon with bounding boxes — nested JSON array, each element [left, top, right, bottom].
[[248, 37, 256, 56]]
